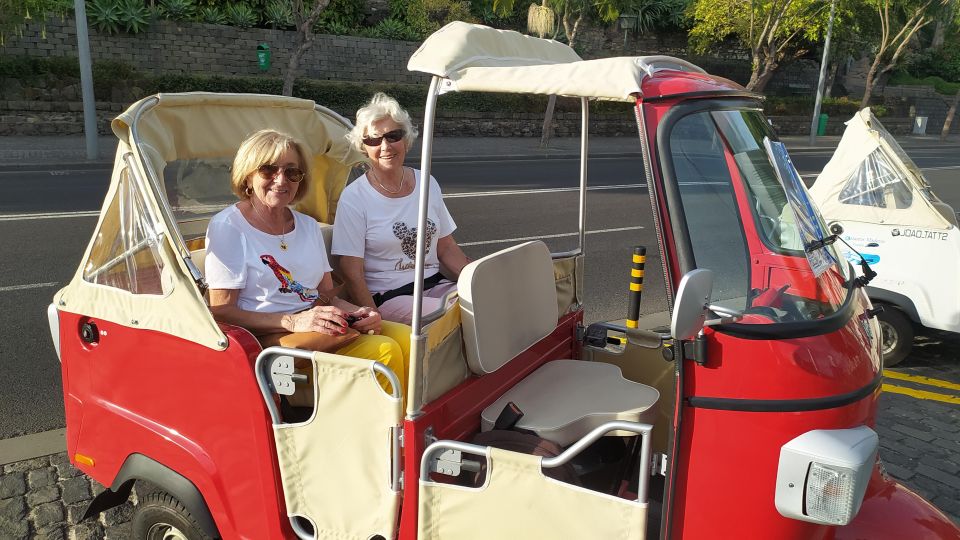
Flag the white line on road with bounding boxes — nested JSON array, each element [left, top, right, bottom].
[[0, 282, 59, 292], [445, 184, 644, 198], [0, 210, 99, 221], [460, 225, 644, 247]]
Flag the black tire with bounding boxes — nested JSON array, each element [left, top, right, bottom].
[[133, 492, 214, 540], [877, 306, 914, 367]]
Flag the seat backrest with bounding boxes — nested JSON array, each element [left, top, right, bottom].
[[458, 241, 558, 375]]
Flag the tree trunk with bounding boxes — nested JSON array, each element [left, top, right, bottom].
[[931, 20, 945, 51], [824, 60, 839, 98], [282, 37, 311, 96], [941, 88, 960, 142], [539, 95, 557, 148], [746, 56, 778, 93], [860, 53, 884, 109]]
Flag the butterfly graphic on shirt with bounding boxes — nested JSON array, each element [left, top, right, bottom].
[[260, 254, 318, 302], [393, 220, 437, 260]]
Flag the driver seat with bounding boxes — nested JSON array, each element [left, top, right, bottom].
[[458, 241, 659, 447]]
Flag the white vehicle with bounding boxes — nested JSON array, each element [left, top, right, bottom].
[[809, 108, 960, 365]]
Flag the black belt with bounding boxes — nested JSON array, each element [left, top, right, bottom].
[[372, 272, 444, 307]]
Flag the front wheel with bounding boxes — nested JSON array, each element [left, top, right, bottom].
[[133, 492, 214, 540], [876, 306, 914, 367]]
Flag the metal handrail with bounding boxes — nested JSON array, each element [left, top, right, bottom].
[[421, 420, 654, 503]]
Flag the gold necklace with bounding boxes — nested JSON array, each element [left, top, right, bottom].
[[370, 167, 405, 195], [251, 202, 290, 251]]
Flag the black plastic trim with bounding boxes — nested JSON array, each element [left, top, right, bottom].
[[89, 453, 221, 537], [687, 371, 882, 412], [643, 90, 764, 103], [866, 287, 921, 324]]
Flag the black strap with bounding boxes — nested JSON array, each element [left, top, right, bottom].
[[372, 272, 444, 307]]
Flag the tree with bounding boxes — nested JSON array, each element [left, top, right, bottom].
[[688, 0, 829, 92], [0, 0, 70, 46], [860, 0, 946, 107], [282, 0, 332, 97]]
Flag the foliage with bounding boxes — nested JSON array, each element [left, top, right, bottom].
[[903, 38, 960, 82], [198, 5, 226, 24], [118, 0, 151, 33], [264, 0, 294, 28], [763, 95, 887, 117], [367, 17, 421, 40], [224, 3, 258, 29], [87, 0, 123, 34], [160, 0, 196, 22], [0, 0, 72, 46], [401, 0, 477, 36], [316, 0, 366, 29], [889, 71, 960, 95]]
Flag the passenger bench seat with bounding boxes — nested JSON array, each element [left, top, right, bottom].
[[458, 241, 659, 447]]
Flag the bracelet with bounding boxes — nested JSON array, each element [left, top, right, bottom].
[[316, 293, 331, 306]]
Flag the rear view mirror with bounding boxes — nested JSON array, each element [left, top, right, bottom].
[[671, 269, 714, 340]]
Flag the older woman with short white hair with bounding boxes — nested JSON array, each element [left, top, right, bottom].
[[332, 93, 469, 324]]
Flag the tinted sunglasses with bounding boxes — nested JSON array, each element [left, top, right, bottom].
[[257, 164, 304, 183], [362, 129, 405, 147]]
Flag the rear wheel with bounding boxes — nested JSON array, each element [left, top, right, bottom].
[[133, 492, 213, 540], [877, 306, 914, 367]]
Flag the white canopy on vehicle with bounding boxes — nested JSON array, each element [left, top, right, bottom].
[[810, 108, 956, 230], [407, 21, 705, 102], [55, 93, 366, 350]]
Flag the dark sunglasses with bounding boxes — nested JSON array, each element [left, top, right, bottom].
[[257, 164, 305, 183], [362, 129, 405, 147]]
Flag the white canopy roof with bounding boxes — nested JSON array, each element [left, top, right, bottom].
[[407, 21, 705, 102], [810, 108, 954, 229]]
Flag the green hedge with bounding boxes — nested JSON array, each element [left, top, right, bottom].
[[888, 72, 960, 96]]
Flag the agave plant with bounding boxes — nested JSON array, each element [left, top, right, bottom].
[[160, 0, 196, 22], [87, 0, 123, 35], [224, 3, 257, 29], [263, 0, 293, 29], [198, 5, 226, 25], [119, 0, 151, 34]]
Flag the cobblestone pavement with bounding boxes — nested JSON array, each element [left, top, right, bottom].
[[2, 337, 958, 538]]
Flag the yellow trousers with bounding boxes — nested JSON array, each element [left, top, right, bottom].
[[333, 320, 410, 396]]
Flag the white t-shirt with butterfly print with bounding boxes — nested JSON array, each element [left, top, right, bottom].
[[332, 169, 457, 294]]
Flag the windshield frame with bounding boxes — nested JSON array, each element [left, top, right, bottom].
[[655, 98, 858, 340]]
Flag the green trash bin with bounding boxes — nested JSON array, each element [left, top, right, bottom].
[[817, 113, 828, 136], [256, 43, 271, 71]]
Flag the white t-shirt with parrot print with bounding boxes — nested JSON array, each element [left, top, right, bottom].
[[205, 204, 332, 314]]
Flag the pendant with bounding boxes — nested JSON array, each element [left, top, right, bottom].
[[280, 240, 288, 251]]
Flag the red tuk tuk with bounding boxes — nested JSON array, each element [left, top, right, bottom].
[[47, 21, 959, 540]]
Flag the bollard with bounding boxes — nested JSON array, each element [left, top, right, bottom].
[[626, 246, 646, 329]]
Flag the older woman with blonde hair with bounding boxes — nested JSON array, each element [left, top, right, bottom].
[[332, 93, 469, 324], [205, 128, 409, 394]]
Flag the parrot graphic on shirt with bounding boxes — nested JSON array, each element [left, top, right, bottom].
[[260, 254, 318, 302]]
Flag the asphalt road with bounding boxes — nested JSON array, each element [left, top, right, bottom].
[[1, 146, 958, 440]]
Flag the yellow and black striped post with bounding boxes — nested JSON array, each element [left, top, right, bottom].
[[627, 246, 646, 329]]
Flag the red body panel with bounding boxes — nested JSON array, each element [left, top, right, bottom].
[[59, 312, 291, 539]]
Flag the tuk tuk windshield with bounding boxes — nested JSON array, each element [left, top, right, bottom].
[[669, 107, 851, 327]]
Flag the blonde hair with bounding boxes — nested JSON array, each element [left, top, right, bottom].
[[230, 129, 310, 204], [347, 92, 419, 152]]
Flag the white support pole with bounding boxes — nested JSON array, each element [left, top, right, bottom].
[[74, 0, 98, 160], [809, 0, 837, 146]]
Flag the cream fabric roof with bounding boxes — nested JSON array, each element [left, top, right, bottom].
[[810, 108, 951, 229], [112, 92, 368, 224], [56, 93, 367, 350], [408, 21, 701, 102]]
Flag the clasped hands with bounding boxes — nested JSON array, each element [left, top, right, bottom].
[[284, 305, 381, 335]]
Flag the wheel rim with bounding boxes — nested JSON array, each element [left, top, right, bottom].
[[146, 523, 189, 540], [878, 319, 898, 356]]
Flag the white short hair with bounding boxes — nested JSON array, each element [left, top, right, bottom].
[[348, 92, 419, 151]]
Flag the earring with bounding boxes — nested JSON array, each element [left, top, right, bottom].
[[244, 185, 253, 196]]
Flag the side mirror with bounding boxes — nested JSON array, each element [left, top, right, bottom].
[[671, 269, 713, 340]]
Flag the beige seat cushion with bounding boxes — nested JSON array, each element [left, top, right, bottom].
[[481, 360, 659, 447], [458, 241, 558, 375]]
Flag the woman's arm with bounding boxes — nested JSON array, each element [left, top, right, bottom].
[[437, 234, 470, 279], [210, 277, 350, 335], [339, 255, 378, 309]]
